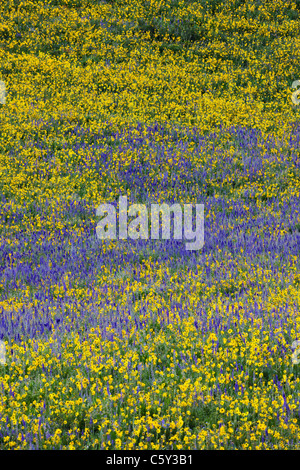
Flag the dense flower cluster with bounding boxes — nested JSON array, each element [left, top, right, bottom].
[[0, 0, 299, 450]]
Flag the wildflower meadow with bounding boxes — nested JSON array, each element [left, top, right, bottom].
[[0, 0, 300, 450]]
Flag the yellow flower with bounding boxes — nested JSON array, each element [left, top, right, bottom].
[[115, 438, 122, 449]]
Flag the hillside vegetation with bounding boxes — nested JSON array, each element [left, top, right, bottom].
[[0, 0, 299, 450]]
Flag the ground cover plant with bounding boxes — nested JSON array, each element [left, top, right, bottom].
[[0, 0, 300, 450]]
